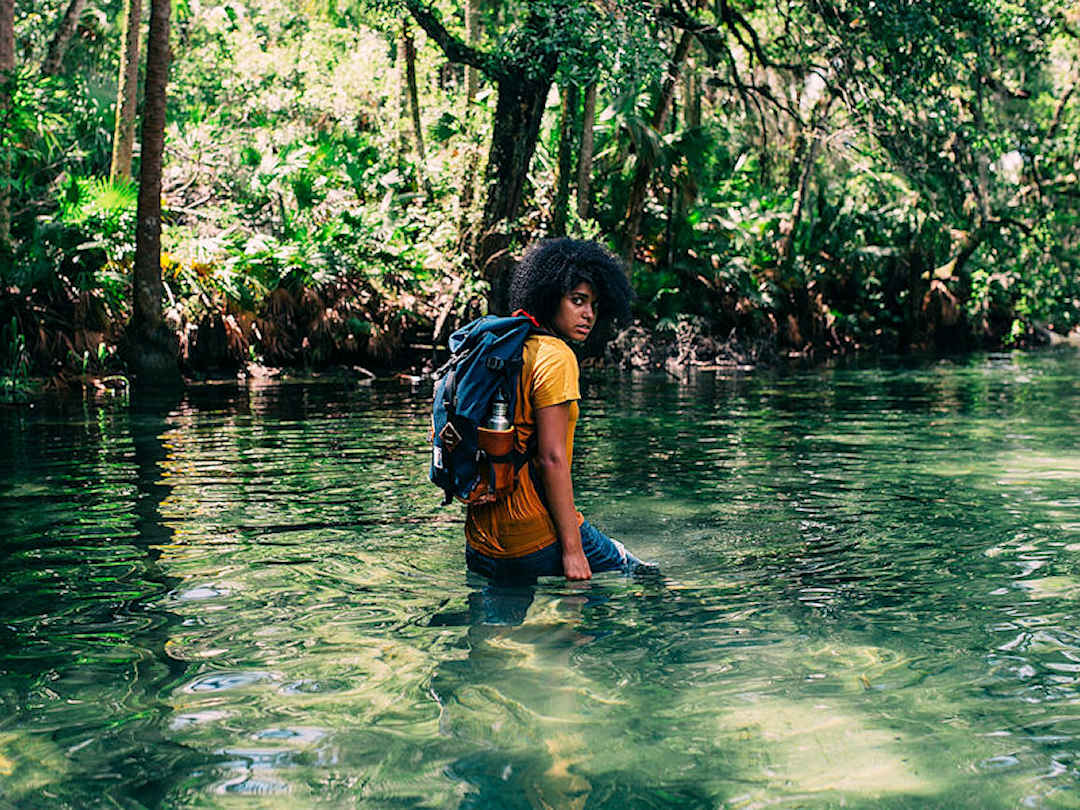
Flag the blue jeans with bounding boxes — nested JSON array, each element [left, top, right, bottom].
[[465, 520, 644, 583]]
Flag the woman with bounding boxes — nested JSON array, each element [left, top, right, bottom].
[[465, 238, 653, 582]]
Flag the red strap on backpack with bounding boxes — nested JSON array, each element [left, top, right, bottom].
[[512, 309, 541, 329]]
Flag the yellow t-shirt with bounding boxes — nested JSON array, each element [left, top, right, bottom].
[[465, 334, 585, 558]]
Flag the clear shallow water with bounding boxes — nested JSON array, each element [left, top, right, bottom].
[[2, 351, 1079, 808]]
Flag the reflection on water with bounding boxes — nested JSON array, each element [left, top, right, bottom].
[[2, 352, 1080, 807]]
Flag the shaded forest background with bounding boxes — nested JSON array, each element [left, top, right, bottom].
[[1, 0, 1078, 389]]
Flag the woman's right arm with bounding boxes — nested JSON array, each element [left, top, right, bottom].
[[534, 402, 591, 580]]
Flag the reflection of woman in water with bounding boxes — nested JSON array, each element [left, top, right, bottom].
[[465, 239, 654, 582]]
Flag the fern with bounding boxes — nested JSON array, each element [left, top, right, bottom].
[[59, 176, 138, 228]]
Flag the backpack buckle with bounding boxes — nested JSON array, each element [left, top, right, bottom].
[[485, 356, 505, 371]]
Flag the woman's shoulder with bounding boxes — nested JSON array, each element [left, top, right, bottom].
[[523, 334, 580, 403], [525, 334, 577, 366]]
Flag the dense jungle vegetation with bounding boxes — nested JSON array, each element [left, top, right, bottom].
[[1, 0, 1078, 390]]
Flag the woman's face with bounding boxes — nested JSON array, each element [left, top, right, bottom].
[[551, 282, 598, 343]]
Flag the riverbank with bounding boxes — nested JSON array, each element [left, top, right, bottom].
[[5, 250, 1079, 400], [4, 301, 1076, 406]]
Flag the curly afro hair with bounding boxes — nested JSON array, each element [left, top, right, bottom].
[[508, 239, 633, 334]]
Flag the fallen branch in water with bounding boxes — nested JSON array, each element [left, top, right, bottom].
[[1034, 323, 1080, 347]]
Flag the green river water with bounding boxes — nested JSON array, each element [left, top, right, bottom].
[[2, 351, 1079, 808]]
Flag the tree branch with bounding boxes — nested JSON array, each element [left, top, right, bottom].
[[991, 216, 1035, 236], [660, 1, 813, 73], [402, 0, 493, 76], [982, 73, 1031, 100], [1048, 80, 1077, 139], [664, 2, 805, 122]]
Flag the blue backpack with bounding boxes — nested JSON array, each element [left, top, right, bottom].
[[429, 313, 542, 505]]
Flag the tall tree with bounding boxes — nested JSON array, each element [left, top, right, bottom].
[[394, 26, 408, 163], [676, 49, 701, 222], [0, 0, 13, 254], [457, 0, 482, 241], [42, 0, 87, 76], [622, 30, 693, 268], [128, 0, 179, 386], [404, 0, 557, 307], [550, 82, 579, 236], [575, 81, 597, 220], [683, 52, 701, 131], [778, 94, 833, 267], [402, 21, 433, 198], [110, 0, 142, 182], [402, 0, 650, 307]]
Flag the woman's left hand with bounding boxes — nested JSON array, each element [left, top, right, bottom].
[[562, 548, 592, 581]]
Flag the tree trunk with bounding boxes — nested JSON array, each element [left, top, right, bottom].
[[394, 31, 408, 164], [476, 64, 557, 310], [777, 130, 821, 268], [684, 52, 701, 130], [0, 0, 13, 255], [550, 82, 578, 236], [42, 0, 86, 76], [0, 0, 11, 85], [110, 0, 142, 182], [480, 71, 556, 236], [575, 81, 596, 219], [129, 0, 179, 387], [401, 0, 556, 310], [464, 0, 480, 102], [623, 30, 693, 270], [402, 22, 433, 199], [676, 52, 701, 222], [457, 0, 481, 241], [664, 94, 678, 269], [779, 96, 832, 267]]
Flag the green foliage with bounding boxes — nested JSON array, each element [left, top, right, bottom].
[[58, 176, 138, 261], [0, 69, 69, 192], [6, 0, 1079, 379], [1, 59, 123, 291]]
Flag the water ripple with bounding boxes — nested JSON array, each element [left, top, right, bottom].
[[2, 358, 1080, 806]]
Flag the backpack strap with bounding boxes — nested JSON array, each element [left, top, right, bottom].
[[439, 367, 458, 505], [513, 309, 559, 339], [512, 309, 542, 329]]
